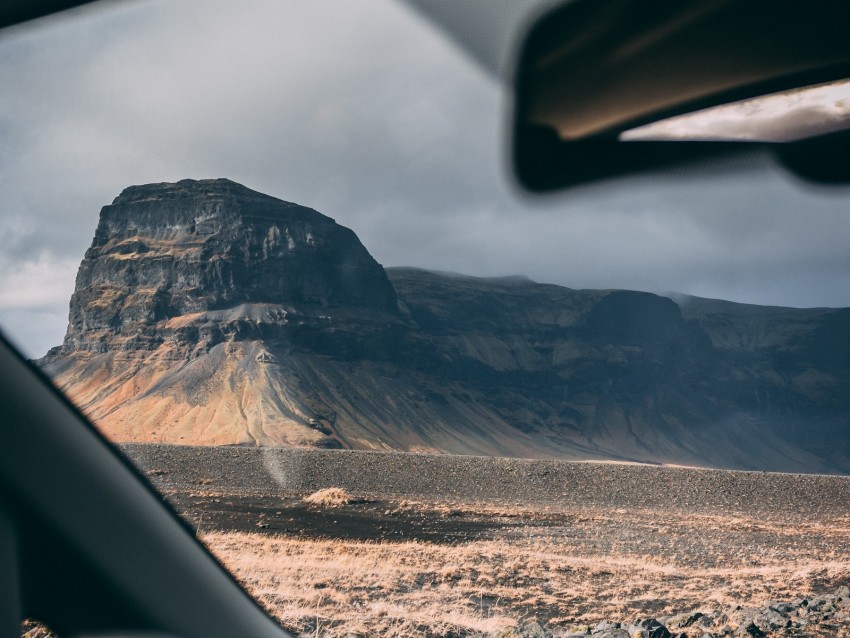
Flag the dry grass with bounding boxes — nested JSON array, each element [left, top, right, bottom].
[[205, 533, 517, 637], [303, 487, 354, 507], [203, 506, 850, 637], [20, 621, 54, 638]]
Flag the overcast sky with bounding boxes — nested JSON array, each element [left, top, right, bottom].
[[1, 0, 850, 358]]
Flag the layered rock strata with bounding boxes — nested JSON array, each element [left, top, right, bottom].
[[39, 179, 850, 472]]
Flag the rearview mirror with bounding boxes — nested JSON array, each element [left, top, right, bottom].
[[512, 0, 850, 190]]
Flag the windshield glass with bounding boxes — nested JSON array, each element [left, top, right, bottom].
[[2, 2, 850, 638]]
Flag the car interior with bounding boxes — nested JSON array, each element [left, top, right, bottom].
[[1, 1, 849, 637]]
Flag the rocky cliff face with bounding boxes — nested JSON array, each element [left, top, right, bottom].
[[38, 180, 850, 472], [388, 269, 850, 472], [57, 178, 399, 356]]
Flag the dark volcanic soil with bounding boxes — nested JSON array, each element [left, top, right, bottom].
[[122, 443, 850, 517], [164, 491, 508, 543], [120, 444, 850, 638], [124, 442, 850, 549]]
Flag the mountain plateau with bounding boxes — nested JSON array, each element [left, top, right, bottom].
[[38, 179, 850, 473]]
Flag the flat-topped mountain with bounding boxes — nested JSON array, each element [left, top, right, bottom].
[[58, 178, 398, 356], [38, 180, 850, 473]]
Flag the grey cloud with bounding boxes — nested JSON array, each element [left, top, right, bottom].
[[1, 0, 849, 359]]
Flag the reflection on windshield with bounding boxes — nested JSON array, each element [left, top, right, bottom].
[[621, 78, 850, 142]]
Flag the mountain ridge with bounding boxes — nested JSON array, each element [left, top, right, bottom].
[[38, 179, 850, 473]]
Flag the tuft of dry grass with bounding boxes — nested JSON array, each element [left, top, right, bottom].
[[303, 487, 354, 507], [20, 620, 55, 638]]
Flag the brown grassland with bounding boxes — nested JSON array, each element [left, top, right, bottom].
[[199, 497, 850, 637]]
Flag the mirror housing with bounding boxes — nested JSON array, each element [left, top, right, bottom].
[[513, 0, 850, 190]]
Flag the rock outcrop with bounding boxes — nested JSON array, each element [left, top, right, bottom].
[[41, 179, 405, 448], [57, 178, 398, 356], [38, 179, 850, 472]]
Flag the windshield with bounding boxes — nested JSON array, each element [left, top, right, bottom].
[[3, 2, 850, 638]]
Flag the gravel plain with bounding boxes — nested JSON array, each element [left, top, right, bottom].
[[121, 443, 850, 517], [120, 444, 850, 638]]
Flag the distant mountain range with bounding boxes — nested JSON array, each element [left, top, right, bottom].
[[38, 179, 850, 473]]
